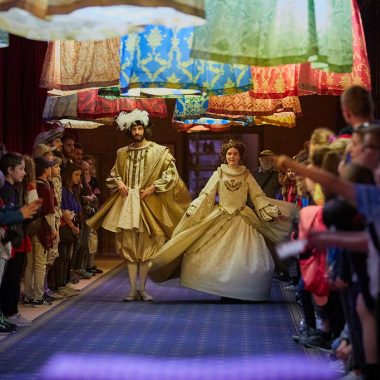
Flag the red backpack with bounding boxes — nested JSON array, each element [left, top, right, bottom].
[[298, 206, 330, 298]]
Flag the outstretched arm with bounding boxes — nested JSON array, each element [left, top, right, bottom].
[[276, 155, 356, 205], [308, 230, 368, 253]]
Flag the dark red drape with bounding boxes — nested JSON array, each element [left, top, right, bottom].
[[0, 34, 47, 155], [358, 0, 380, 118]]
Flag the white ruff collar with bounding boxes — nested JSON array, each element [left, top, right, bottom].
[[221, 164, 246, 176]]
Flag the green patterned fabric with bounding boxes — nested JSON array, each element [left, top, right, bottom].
[[191, 0, 353, 73]]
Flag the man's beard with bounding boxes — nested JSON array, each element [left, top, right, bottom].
[[132, 133, 145, 142], [261, 162, 273, 171]]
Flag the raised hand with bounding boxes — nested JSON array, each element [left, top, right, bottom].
[[20, 198, 43, 219]]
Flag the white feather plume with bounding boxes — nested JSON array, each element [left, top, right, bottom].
[[116, 109, 150, 131]]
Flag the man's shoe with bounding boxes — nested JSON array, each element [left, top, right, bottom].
[[87, 266, 103, 274], [43, 294, 56, 303], [6, 313, 32, 327], [139, 290, 153, 302], [23, 297, 35, 307], [123, 290, 140, 302], [0, 314, 17, 332], [57, 287, 78, 297], [31, 298, 53, 307], [80, 270, 93, 279], [45, 290, 64, 300], [74, 269, 92, 279], [299, 331, 333, 351], [69, 273, 80, 284], [0, 321, 15, 334], [292, 320, 317, 344], [274, 271, 291, 282], [65, 283, 80, 291]]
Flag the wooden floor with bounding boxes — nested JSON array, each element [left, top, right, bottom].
[[0, 256, 123, 342]]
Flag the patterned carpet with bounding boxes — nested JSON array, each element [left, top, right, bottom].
[[0, 265, 312, 380]]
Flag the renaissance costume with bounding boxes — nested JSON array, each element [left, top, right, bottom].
[[87, 141, 190, 262], [150, 164, 296, 301]]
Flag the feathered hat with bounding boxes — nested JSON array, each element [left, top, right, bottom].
[[115, 109, 151, 131]]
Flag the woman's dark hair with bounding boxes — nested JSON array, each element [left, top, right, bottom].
[[21, 155, 36, 205], [0, 152, 24, 175], [62, 162, 82, 198], [220, 139, 246, 162]]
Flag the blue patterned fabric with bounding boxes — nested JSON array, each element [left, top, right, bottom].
[[120, 26, 252, 95], [174, 95, 208, 119]]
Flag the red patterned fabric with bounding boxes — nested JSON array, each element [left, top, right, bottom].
[[77, 90, 168, 118], [249, 0, 370, 99]]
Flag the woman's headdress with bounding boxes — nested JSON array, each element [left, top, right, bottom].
[[220, 139, 246, 160], [115, 109, 150, 131]]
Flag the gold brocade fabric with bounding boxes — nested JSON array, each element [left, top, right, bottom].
[[255, 113, 297, 129], [40, 38, 120, 91]]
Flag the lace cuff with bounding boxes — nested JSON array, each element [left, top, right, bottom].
[[105, 175, 122, 189], [259, 204, 280, 222]]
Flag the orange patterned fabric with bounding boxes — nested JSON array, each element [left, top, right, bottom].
[[40, 38, 120, 91], [249, 0, 370, 99], [208, 92, 301, 117]]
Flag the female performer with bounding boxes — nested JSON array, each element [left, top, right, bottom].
[[150, 140, 295, 301]]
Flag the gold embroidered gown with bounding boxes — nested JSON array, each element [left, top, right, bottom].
[[150, 165, 296, 301]]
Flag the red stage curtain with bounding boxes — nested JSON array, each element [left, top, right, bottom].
[[0, 34, 47, 154]]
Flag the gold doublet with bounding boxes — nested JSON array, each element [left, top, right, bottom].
[[127, 145, 150, 168], [86, 141, 191, 263]]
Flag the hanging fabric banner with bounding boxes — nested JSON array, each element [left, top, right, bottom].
[[120, 25, 252, 96], [0, 1, 205, 20], [174, 95, 209, 119], [0, 1, 205, 41], [191, 0, 353, 73], [43, 94, 78, 120], [249, 0, 370, 99], [77, 90, 168, 119], [207, 93, 301, 117], [40, 38, 120, 91]]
